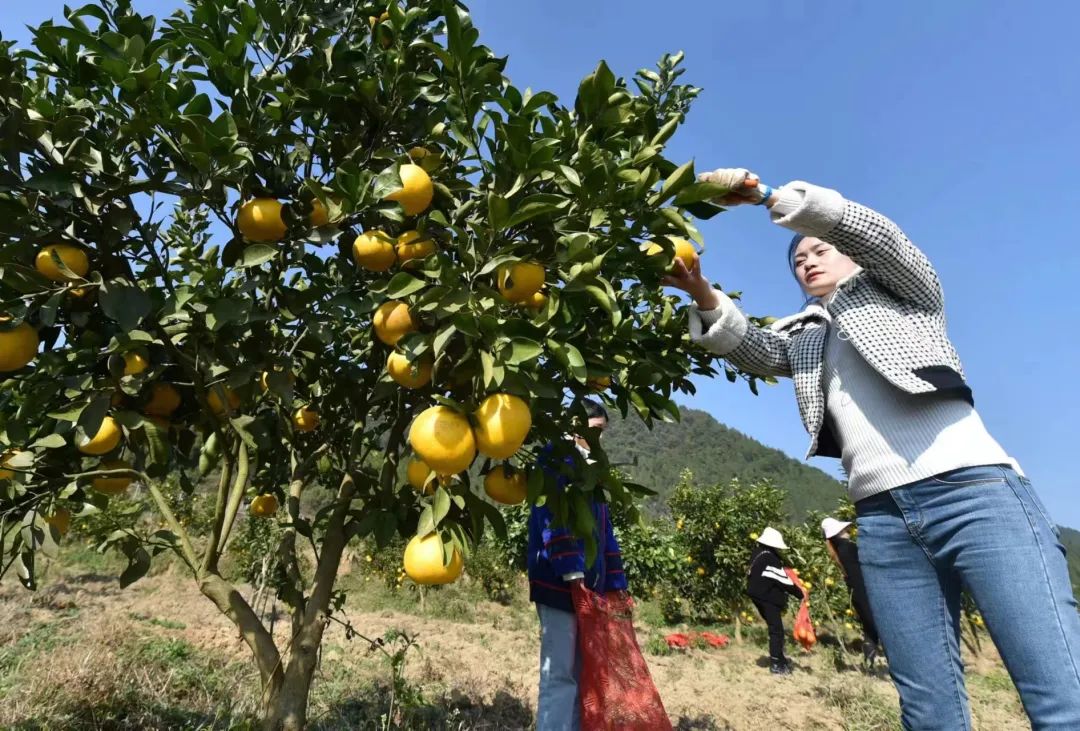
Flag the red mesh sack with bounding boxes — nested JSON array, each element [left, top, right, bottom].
[[785, 568, 816, 651], [572, 583, 672, 731]]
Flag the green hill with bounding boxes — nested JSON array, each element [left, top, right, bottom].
[[603, 406, 1080, 592], [603, 407, 846, 519]]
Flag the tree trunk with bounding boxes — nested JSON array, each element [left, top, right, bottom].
[[734, 611, 743, 644], [259, 473, 357, 730], [197, 573, 283, 704]]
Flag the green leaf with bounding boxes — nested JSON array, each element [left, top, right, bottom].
[[433, 325, 457, 359], [674, 181, 731, 206], [433, 487, 451, 527], [76, 394, 112, 445], [651, 160, 695, 206], [385, 272, 427, 298], [119, 547, 151, 588], [238, 244, 277, 268], [682, 200, 727, 220], [99, 279, 151, 333], [507, 337, 543, 365], [31, 434, 67, 449], [487, 192, 509, 231], [184, 93, 212, 116], [505, 194, 569, 228]]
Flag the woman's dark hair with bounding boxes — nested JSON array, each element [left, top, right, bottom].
[[583, 398, 608, 422], [787, 234, 805, 278]]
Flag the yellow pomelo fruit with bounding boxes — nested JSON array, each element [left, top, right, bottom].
[[395, 230, 436, 267], [35, 244, 89, 281], [408, 405, 476, 474], [250, 493, 279, 518], [293, 405, 319, 432], [406, 458, 434, 494], [473, 393, 531, 459], [523, 290, 548, 310], [259, 368, 296, 392], [77, 416, 122, 455], [372, 300, 417, 346], [586, 375, 611, 391], [483, 468, 527, 505], [207, 385, 240, 416], [310, 199, 330, 227], [144, 383, 181, 416], [384, 164, 433, 216], [387, 350, 432, 389], [407, 146, 443, 172], [352, 231, 397, 271], [497, 262, 544, 303], [403, 533, 463, 585], [0, 450, 26, 480], [92, 458, 133, 495], [645, 236, 697, 271], [237, 198, 287, 242], [0, 323, 39, 372], [123, 351, 149, 375], [47, 507, 72, 536]]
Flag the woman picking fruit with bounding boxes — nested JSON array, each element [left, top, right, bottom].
[[664, 168, 1080, 729]]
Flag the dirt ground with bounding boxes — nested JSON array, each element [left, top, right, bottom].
[[0, 564, 1029, 730]]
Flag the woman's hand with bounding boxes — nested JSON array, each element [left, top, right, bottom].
[[698, 167, 770, 207], [662, 254, 722, 311]]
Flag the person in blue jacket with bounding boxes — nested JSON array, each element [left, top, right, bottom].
[[527, 399, 627, 731]]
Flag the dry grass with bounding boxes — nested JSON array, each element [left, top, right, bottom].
[[0, 556, 1032, 730]]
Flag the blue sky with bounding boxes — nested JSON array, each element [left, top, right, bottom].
[[6, 2, 1080, 527]]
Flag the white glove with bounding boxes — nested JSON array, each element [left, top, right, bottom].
[[697, 167, 769, 206]]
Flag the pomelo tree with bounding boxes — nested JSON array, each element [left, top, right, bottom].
[[0, 0, 751, 726]]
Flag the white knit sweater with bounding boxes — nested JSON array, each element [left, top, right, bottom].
[[823, 322, 1013, 499]]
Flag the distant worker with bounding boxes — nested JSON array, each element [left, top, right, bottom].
[[822, 517, 880, 666], [747, 527, 804, 675]]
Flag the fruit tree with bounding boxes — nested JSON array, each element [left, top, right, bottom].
[[0, 0, 744, 727]]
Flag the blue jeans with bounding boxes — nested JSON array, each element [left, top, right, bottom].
[[856, 465, 1080, 730], [536, 603, 580, 731]]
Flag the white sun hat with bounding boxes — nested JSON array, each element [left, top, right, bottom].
[[756, 526, 789, 550], [821, 517, 853, 540]]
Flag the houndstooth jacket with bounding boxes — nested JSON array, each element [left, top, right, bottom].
[[690, 182, 971, 459]]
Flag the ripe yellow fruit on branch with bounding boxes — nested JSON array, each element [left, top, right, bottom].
[[484, 467, 527, 505], [586, 375, 611, 391], [77, 416, 122, 455], [0, 450, 25, 480], [406, 458, 434, 494], [387, 350, 432, 389], [144, 383, 181, 416], [92, 459, 133, 495], [403, 533, 463, 585], [123, 351, 149, 375], [237, 198, 287, 242], [0, 323, 39, 372], [35, 244, 89, 281], [207, 385, 240, 416], [646, 236, 697, 271], [352, 231, 397, 272], [523, 290, 548, 310], [395, 230, 436, 267], [250, 493, 279, 518], [409, 405, 476, 474], [384, 164, 433, 216], [473, 393, 531, 459], [497, 261, 544, 303], [47, 508, 72, 536], [372, 300, 417, 346], [310, 199, 330, 227], [293, 405, 319, 432]]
